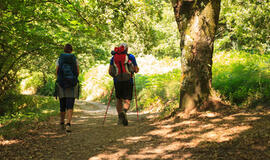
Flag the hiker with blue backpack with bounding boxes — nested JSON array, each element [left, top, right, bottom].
[[108, 43, 139, 126], [55, 44, 79, 132]]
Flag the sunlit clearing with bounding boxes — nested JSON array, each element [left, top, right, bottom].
[[20, 78, 36, 95], [213, 51, 246, 65], [136, 55, 181, 75]]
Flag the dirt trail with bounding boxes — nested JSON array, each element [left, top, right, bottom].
[[1, 101, 270, 160], [0, 100, 158, 160]]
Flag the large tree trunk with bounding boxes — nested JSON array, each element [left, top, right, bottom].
[[172, 0, 221, 114]]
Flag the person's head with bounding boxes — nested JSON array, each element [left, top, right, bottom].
[[64, 44, 73, 53], [119, 43, 128, 52]]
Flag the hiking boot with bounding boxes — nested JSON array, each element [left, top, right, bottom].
[[66, 124, 71, 132], [117, 113, 123, 125], [120, 111, 128, 126], [117, 118, 123, 125]]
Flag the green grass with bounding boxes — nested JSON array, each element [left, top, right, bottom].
[[212, 50, 270, 107], [0, 94, 59, 139], [135, 69, 180, 110]]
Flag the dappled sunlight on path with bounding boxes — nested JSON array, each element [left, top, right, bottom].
[[1, 101, 270, 159]]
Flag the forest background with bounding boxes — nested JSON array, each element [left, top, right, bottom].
[[0, 0, 270, 124]]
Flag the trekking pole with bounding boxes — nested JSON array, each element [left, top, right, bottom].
[[103, 85, 114, 125], [134, 75, 139, 121]]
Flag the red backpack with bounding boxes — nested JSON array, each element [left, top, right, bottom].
[[110, 46, 134, 81]]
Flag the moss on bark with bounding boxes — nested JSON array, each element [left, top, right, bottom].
[[172, 0, 221, 114]]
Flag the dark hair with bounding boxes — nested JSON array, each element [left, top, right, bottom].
[[64, 44, 73, 53]]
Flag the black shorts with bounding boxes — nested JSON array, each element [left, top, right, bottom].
[[60, 97, 75, 112], [115, 80, 133, 100]]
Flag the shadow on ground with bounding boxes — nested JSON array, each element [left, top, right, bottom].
[[1, 100, 270, 160]]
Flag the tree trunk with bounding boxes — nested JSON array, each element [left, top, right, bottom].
[[171, 0, 221, 114]]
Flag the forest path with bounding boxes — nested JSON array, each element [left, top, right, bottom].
[[1, 100, 270, 160]]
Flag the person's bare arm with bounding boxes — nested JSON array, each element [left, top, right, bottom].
[[134, 66, 139, 73]]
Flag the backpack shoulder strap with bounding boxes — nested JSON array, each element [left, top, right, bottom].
[[72, 55, 78, 77]]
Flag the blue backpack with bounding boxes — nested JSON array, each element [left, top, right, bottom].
[[57, 53, 78, 88]]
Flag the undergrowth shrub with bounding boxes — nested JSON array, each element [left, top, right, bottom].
[[0, 94, 59, 138], [0, 91, 21, 115], [21, 72, 43, 93], [135, 69, 180, 112], [213, 51, 270, 107], [0, 94, 58, 120], [37, 76, 55, 96], [81, 64, 112, 101], [21, 72, 56, 96], [21, 71, 83, 97]]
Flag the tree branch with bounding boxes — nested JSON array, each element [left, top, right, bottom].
[[0, 49, 41, 81]]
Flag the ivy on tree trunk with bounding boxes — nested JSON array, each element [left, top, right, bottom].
[[171, 0, 221, 113]]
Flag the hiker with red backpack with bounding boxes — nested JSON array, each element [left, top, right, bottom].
[[55, 44, 79, 132], [108, 43, 139, 126]]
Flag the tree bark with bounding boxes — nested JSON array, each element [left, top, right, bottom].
[[171, 0, 221, 114]]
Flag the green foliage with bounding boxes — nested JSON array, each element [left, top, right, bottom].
[[119, 1, 180, 57], [134, 69, 180, 111], [0, 95, 59, 138], [94, 70, 181, 113], [22, 72, 44, 91], [2, 0, 270, 118], [217, 0, 270, 53], [37, 77, 55, 96], [213, 51, 270, 107], [81, 51, 270, 113], [80, 64, 112, 100], [0, 0, 178, 102], [0, 93, 58, 118], [0, 0, 137, 97], [21, 71, 55, 96]]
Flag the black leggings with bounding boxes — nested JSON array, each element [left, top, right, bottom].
[[60, 98, 75, 112]]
